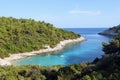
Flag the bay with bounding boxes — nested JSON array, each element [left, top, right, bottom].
[[13, 28, 111, 66]]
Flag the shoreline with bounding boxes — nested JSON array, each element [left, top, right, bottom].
[[0, 37, 86, 66]]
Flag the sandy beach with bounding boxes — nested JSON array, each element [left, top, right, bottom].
[[0, 37, 86, 66]]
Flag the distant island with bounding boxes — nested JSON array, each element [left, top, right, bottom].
[[0, 17, 85, 65], [99, 24, 120, 36]]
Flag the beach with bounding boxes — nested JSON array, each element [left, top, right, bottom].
[[0, 37, 86, 66]]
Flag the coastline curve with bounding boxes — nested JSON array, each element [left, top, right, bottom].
[[0, 37, 86, 66]]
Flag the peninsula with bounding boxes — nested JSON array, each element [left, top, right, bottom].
[[0, 17, 86, 65], [99, 24, 120, 36]]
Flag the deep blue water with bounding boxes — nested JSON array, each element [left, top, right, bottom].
[[13, 28, 111, 66]]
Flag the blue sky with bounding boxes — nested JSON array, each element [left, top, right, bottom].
[[0, 0, 120, 28]]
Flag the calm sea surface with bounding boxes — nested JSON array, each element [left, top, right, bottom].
[[13, 28, 112, 66]]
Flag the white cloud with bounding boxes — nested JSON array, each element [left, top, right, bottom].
[[69, 10, 101, 15]]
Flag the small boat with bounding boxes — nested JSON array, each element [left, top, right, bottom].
[[60, 55, 64, 57]]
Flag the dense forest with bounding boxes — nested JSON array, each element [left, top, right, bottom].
[[0, 25, 120, 80], [0, 17, 80, 58]]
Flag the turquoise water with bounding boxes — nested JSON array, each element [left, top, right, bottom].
[[14, 28, 112, 66]]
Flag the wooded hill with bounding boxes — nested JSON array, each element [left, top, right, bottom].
[[0, 17, 80, 58]]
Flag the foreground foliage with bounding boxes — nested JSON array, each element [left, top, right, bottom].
[[0, 17, 80, 58], [0, 55, 120, 80]]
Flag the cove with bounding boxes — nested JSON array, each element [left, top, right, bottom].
[[13, 28, 111, 66]]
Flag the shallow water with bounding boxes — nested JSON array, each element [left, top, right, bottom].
[[14, 28, 112, 66]]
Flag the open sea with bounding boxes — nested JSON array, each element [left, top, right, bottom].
[[13, 28, 112, 66]]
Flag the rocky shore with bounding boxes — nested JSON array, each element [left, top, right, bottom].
[[0, 37, 86, 66]]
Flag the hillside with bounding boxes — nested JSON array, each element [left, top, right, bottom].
[[99, 24, 120, 36], [0, 17, 80, 58]]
